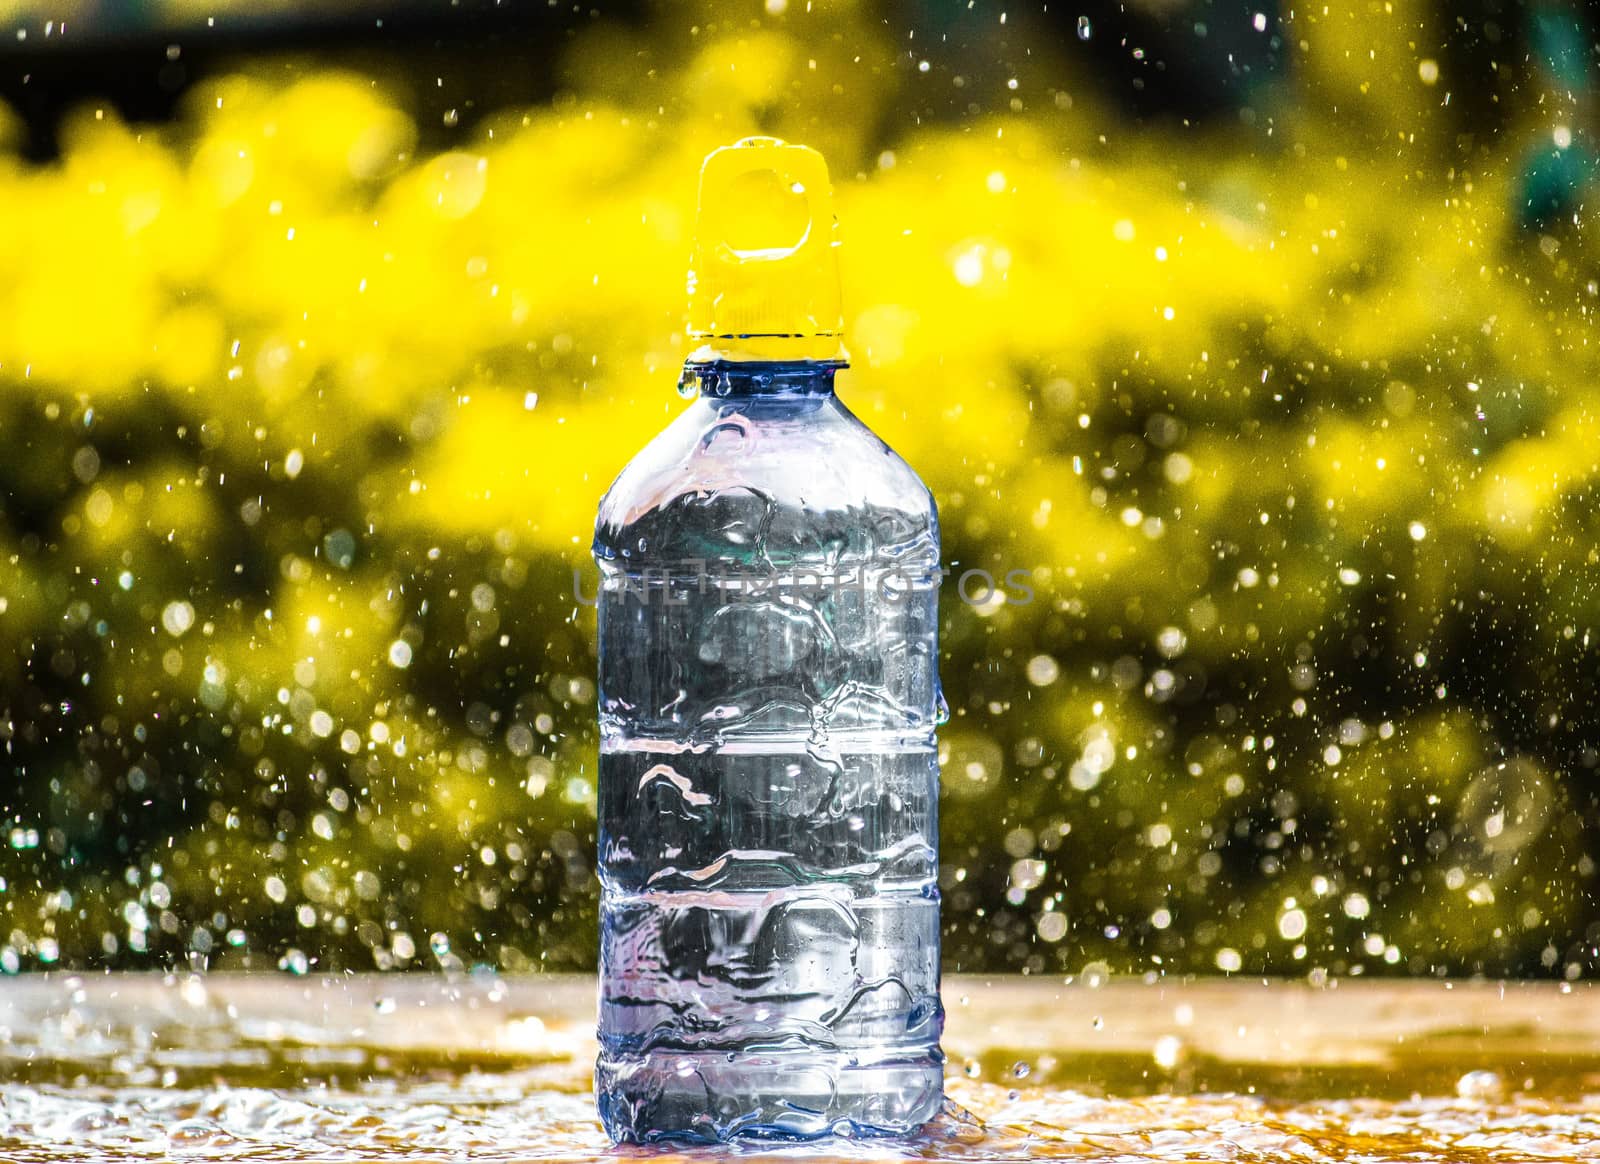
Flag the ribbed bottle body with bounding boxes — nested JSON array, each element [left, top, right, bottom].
[[593, 366, 944, 1142]]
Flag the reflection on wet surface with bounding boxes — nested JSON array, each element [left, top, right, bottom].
[[2, 974, 1599, 1161]]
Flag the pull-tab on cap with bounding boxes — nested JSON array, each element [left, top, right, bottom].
[[688, 136, 845, 362]]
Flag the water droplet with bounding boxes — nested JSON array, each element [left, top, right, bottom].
[[1153, 1035, 1184, 1070], [161, 601, 195, 637], [1457, 1070, 1505, 1100]]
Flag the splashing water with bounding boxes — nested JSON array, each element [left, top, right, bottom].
[[3, 975, 1599, 1162]]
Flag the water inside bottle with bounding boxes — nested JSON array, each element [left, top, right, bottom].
[[594, 361, 945, 1140]]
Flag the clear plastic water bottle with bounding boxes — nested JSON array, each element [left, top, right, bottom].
[[593, 137, 944, 1142]]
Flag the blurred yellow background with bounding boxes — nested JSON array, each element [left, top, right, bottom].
[[1, 0, 1597, 979]]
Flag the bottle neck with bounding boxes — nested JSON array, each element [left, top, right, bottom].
[[680, 358, 843, 399]]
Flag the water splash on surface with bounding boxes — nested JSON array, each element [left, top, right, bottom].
[[8, 1077, 1600, 1163], [3, 975, 1600, 1162]]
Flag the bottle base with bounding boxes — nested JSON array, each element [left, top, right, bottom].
[[596, 1045, 944, 1144]]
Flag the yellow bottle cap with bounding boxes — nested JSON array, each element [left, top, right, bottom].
[[687, 136, 845, 362]]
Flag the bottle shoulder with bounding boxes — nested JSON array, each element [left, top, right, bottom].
[[594, 393, 938, 570]]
